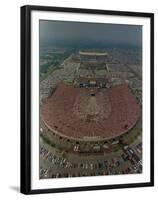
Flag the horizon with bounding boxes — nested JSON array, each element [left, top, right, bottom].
[[40, 20, 142, 48]]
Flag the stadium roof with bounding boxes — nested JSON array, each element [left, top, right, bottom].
[[79, 50, 108, 56]]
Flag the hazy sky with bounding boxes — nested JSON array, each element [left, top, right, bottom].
[[40, 20, 142, 46]]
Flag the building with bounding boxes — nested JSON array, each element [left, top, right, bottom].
[[79, 50, 108, 67]]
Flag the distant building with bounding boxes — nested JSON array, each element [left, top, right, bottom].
[[79, 50, 108, 67]]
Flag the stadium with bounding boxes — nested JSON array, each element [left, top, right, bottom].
[[40, 50, 141, 154]]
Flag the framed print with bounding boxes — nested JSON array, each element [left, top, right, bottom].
[[20, 5, 154, 194]]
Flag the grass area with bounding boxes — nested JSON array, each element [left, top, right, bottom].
[[122, 128, 142, 145], [125, 64, 142, 80], [40, 64, 62, 82], [40, 51, 73, 82], [40, 134, 56, 148]]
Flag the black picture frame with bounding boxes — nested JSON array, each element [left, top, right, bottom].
[[20, 5, 154, 194]]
